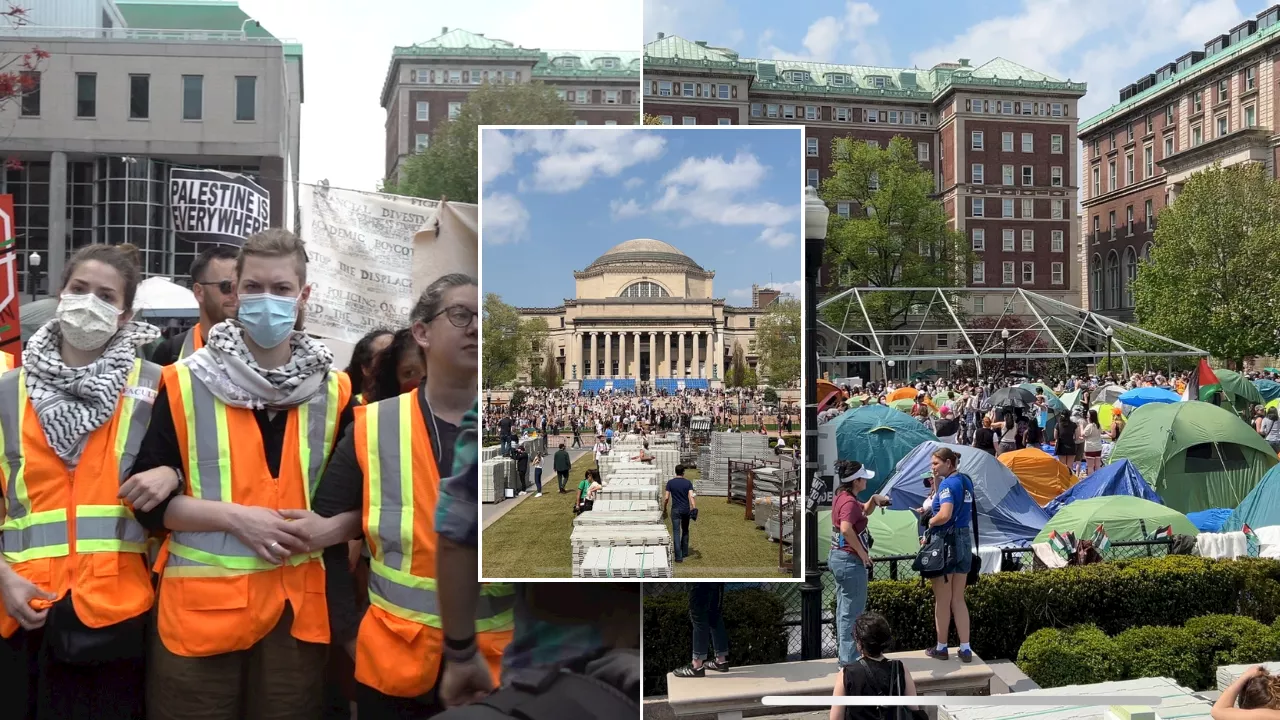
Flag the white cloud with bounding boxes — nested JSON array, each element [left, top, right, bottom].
[[623, 177, 644, 190], [610, 198, 644, 219], [760, 2, 887, 65], [652, 151, 799, 229], [757, 227, 797, 249], [498, 129, 666, 193], [481, 129, 516, 185], [643, 0, 736, 43], [482, 192, 530, 245]]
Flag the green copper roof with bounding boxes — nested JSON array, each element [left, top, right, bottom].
[[645, 35, 1084, 100], [392, 28, 543, 58], [1080, 16, 1280, 133], [535, 49, 641, 78], [115, 0, 276, 39], [391, 30, 638, 77]]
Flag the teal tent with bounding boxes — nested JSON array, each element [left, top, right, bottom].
[[827, 404, 939, 499], [1224, 464, 1280, 531]]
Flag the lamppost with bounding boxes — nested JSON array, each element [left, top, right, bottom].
[[28, 252, 41, 301], [801, 186, 828, 657], [1105, 326, 1114, 380], [954, 358, 963, 379], [887, 359, 895, 381], [1000, 328, 1010, 381]]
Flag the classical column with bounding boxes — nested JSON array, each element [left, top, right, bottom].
[[662, 331, 671, 378], [708, 328, 717, 379], [648, 331, 657, 379], [633, 331, 641, 381], [698, 330, 706, 378], [604, 331, 613, 378], [589, 331, 598, 377], [678, 331, 687, 379]]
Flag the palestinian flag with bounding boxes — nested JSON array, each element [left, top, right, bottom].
[[1183, 358, 1223, 404], [1048, 530, 1073, 559], [1091, 524, 1112, 554], [1150, 525, 1173, 541], [1243, 524, 1260, 558]]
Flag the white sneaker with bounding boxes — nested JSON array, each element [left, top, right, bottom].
[[535, 493, 543, 497], [519, 491, 527, 495]]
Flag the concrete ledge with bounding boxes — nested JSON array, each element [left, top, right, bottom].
[[666, 650, 992, 719], [985, 659, 1040, 694]]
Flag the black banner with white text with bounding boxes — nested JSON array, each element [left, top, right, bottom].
[[169, 168, 270, 246]]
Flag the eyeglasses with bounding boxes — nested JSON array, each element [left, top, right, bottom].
[[196, 280, 235, 295], [431, 305, 476, 328]]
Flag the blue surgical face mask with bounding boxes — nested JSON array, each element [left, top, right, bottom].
[[237, 293, 298, 349]]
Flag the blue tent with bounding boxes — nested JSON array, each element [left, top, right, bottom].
[[1186, 508, 1234, 533], [1254, 379, 1280, 403], [1043, 460, 1162, 516], [1117, 387, 1182, 407], [1223, 464, 1280, 531], [880, 441, 1050, 547], [828, 404, 939, 500]]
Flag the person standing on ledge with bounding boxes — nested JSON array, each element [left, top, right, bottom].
[[149, 244, 241, 366]]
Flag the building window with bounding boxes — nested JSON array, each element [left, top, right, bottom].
[[416, 101, 429, 121], [575, 120, 588, 125], [972, 228, 985, 250], [717, 118, 730, 125], [620, 281, 670, 298], [1092, 167, 1100, 196], [1192, 90, 1202, 113], [865, 109, 877, 123], [1002, 132, 1013, 152], [1093, 215, 1100, 239], [1051, 166, 1063, 187], [1245, 66, 1256, 91], [751, 103, 762, 117], [605, 120, 617, 125], [658, 81, 672, 96], [1022, 229, 1034, 252], [18, 70, 38, 116], [1052, 262, 1064, 285], [658, 116, 672, 125], [1002, 165, 1014, 185], [837, 202, 850, 218], [1145, 199, 1154, 230], [1143, 145, 1153, 178], [1051, 134, 1063, 153], [1022, 198, 1034, 218], [807, 169, 819, 187], [835, 107, 851, 122], [1122, 248, 1137, 307], [1218, 77, 1229, 102], [235, 76, 256, 122], [888, 110, 900, 123], [1002, 199, 1014, 218], [717, 84, 730, 99], [1051, 230, 1064, 252], [1003, 261, 1015, 284], [971, 164, 984, 184], [972, 198, 984, 216], [1021, 133, 1033, 152], [783, 105, 796, 119], [415, 134, 429, 152], [76, 73, 96, 118], [807, 138, 819, 157], [1051, 102, 1064, 117], [1108, 161, 1116, 190], [605, 90, 619, 104], [182, 75, 203, 120], [680, 116, 695, 125], [682, 82, 695, 97], [1124, 205, 1134, 235], [973, 296, 984, 313], [806, 105, 819, 121], [1245, 105, 1256, 128], [1003, 228, 1015, 251], [1022, 261, 1034, 284], [1164, 136, 1174, 158], [868, 171, 879, 190], [766, 104, 778, 118], [1052, 199, 1064, 219], [1002, 100, 1012, 114], [1022, 166, 1033, 186], [971, 130, 983, 150], [972, 262, 985, 283], [1217, 114, 1228, 137], [917, 142, 929, 161], [1165, 105, 1174, 124], [448, 102, 462, 120], [1192, 125, 1202, 146], [1109, 210, 1116, 238], [1145, 115, 1153, 134], [129, 74, 149, 120], [1124, 153, 1133, 185]]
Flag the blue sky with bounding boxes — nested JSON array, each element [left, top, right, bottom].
[[480, 127, 803, 307], [644, 0, 1273, 124]]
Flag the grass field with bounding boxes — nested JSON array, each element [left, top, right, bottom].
[[481, 453, 792, 579]]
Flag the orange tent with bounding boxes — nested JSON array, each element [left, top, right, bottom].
[[888, 387, 920, 402], [817, 378, 844, 411], [998, 447, 1078, 506]]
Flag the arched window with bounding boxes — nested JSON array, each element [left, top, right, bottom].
[[1141, 241, 1153, 262], [618, 281, 669, 298], [1106, 250, 1121, 310], [1122, 247, 1138, 308], [1090, 254, 1102, 310]]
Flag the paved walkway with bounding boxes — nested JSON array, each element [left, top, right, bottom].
[[481, 448, 590, 530]]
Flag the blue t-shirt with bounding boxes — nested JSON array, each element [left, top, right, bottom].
[[666, 476, 694, 514], [605, 428, 614, 441], [931, 473, 974, 529]]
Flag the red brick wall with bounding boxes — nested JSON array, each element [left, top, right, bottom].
[[572, 108, 639, 124], [962, 120, 1074, 188], [385, 94, 400, 180]]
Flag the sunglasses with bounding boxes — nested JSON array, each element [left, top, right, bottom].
[[196, 280, 235, 295], [431, 304, 477, 328]]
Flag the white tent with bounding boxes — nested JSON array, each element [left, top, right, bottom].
[[133, 277, 198, 318]]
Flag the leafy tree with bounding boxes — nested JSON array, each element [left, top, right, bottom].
[[728, 342, 747, 388], [755, 297, 801, 386], [1, 6, 48, 168], [541, 348, 562, 389], [763, 387, 779, 405], [1131, 162, 1280, 368], [482, 293, 548, 388], [642, 113, 665, 125], [819, 136, 972, 332], [964, 315, 1055, 378], [743, 367, 759, 389], [386, 81, 576, 201], [509, 388, 527, 413]]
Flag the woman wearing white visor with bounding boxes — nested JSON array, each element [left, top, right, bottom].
[[828, 460, 890, 667]]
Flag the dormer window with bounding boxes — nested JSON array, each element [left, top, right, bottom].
[[786, 70, 811, 83], [870, 76, 888, 89], [553, 56, 580, 69], [597, 57, 618, 69], [830, 73, 849, 86]]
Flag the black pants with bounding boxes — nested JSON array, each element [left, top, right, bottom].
[[355, 673, 444, 720], [0, 622, 145, 720], [557, 471, 569, 491]]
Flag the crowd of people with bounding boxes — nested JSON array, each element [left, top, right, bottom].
[[0, 232, 638, 720]]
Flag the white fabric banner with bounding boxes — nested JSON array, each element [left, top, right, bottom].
[[296, 184, 477, 344]]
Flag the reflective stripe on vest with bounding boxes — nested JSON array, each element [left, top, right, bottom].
[[177, 326, 201, 361], [163, 365, 340, 577], [365, 392, 516, 631], [0, 361, 159, 563]]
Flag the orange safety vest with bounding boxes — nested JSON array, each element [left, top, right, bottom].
[[0, 360, 162, 638], [353, 390, 514, 697], [154, 363, 350, 657], [177, 324, 203, 361]]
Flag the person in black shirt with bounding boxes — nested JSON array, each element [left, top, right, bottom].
[[829, 613, 919, 720], [663, 465, 697, 563], [498, 413, 514, 456], [149, 245, 240, 366]]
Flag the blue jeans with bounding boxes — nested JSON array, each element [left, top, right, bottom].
[[533, 467, 543, 493], [500, 438, 512, 456], [689, 583, 728, 661], [829, 550, 868, 667], [671, 511, 691, 561]]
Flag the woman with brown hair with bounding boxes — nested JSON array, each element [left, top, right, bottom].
[[923, 447, 975, 663], [828, 460, 890, 667], [1212, 665, 1280, 720]]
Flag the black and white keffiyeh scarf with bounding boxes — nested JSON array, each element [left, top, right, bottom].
[[182, 320, 333, 410], [23, 319, 160, 466]]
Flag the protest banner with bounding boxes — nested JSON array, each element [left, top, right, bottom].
[[298, 183, 477, 345], [0, 195, 18, 363], [169, 168, 270, 246]]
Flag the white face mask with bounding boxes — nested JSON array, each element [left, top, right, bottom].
[[57, 293, 123, 351]]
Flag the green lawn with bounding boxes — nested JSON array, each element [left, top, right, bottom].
[[481, 456, 792, 578]]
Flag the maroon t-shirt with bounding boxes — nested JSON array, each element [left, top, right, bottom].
[[831, 491, 867, 554]]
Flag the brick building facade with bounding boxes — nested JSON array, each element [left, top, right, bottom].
[[1079, 5, 1280, 320], [381, 28, 640, 182]]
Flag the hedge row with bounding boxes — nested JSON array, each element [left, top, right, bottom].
[[1017, 614, 1280, 690]]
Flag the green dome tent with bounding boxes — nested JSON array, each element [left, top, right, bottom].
[[1034, 496, 1198, 551], [1110, 401, 1278, 513], [1213, 369, 1264, 414], [819, 508, 923, 564], [827, 404, 939, 499]]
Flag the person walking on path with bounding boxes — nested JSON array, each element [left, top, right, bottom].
[[663, 465, 697, 563], [672, 582, 729, 678], [553, 443, 572, 493]]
